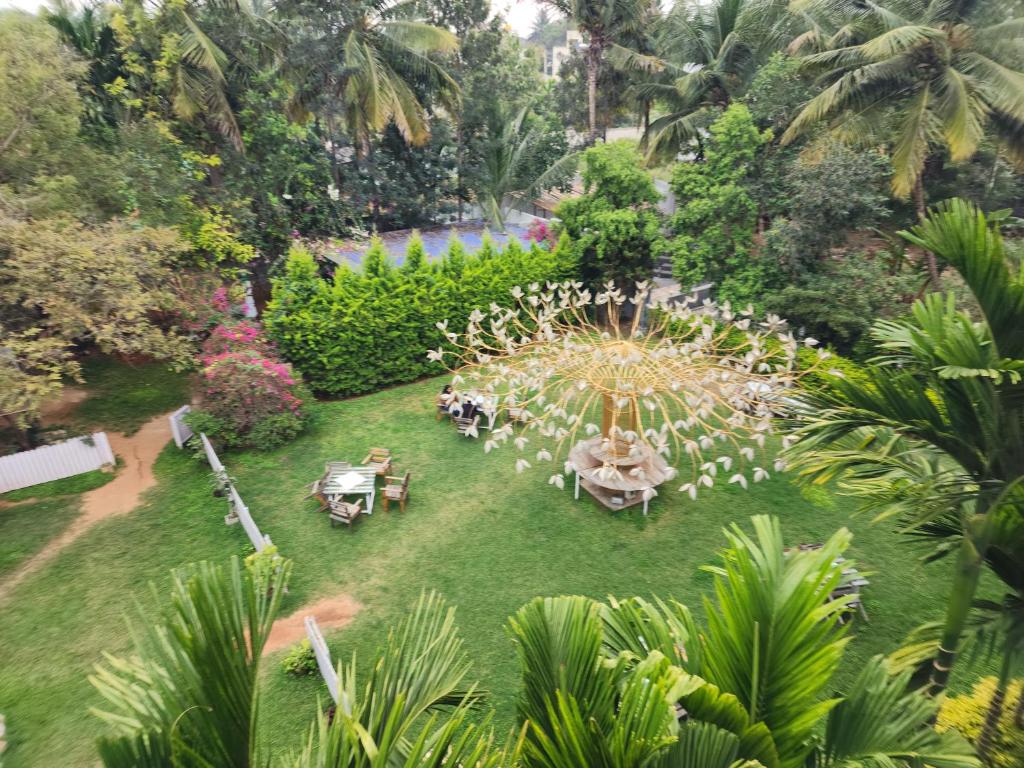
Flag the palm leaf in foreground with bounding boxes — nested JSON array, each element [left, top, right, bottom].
[[90, 556, 290, 767]]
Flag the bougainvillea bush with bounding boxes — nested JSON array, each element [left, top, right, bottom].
[[186, 322, 312, 450]]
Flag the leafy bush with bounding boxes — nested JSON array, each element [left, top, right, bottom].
[[265, 235, 576, 397], [765, 256, 916, 356], [937, 677, 1024, 768], [281, 639, 318, 677], [186, 321, 311, 450], [556, 142, 663, 290], [797, 347, 872, 395], [668, 104, 775, 306]]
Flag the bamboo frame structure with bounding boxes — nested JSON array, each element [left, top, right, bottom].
[[429, 280, 832, 501]]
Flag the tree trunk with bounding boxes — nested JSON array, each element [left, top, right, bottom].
[[927, 526, 987, 697], [913, 175, 940, 286], [586, 36, 602, 144], [1014, 685, 1024, 729], [978, 651, 1014, 763]]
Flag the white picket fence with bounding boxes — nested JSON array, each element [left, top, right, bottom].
[[0, 433, 116, 493], [197, 433, 272, 553], [168, 405, 193, 448], [305, 616, 342, 708]]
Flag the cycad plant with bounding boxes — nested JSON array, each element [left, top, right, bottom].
[[785, 199, 1024, 698], [782, 0, 1024, 223]]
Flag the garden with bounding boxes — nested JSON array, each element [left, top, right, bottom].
[[0, 373, 996, 766], [2, 0, 1024, 764]]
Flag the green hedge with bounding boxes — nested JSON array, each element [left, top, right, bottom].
[[264, 233, 576, 396]]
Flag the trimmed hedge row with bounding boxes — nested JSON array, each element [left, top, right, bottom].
[[264, 233, 576, 396]]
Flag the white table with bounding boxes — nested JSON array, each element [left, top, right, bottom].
[[321, 466, 377, 514]]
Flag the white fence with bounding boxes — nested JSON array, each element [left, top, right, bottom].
[[305, 616, 342, 708], [0, 433, 115, 493], [168, 405, 193, 448], [229, 484, 272, 553], [197, 433, 272, 553]]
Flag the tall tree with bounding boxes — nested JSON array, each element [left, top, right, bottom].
[[782, 0, 1024, 227], [617, 0, 792, 161], [542, 0, 645, 141], [786, 199, 1024, 698]]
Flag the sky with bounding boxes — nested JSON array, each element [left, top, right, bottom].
[[0, 0, 546, 37]]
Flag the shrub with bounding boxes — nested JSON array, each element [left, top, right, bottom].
[[937, 677, 1024, 768], [281, 639, 318, 677], [187, 321, 311, 450], [265, 236, 576, 397]]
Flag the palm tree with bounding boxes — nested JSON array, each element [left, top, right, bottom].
[[285, 0, 459, 156], [616, 0, 792, 162], [542, 0, 646, 142], [91, 556, 496, 767], [472, 107, 578, 232], [90, 556, 290, 765], [785, 199, 1024, 698], [509, 515, 978, 768], [782, 0, 1024, 225]]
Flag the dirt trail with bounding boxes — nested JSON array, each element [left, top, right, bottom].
[[263, 592, 362, 654], [0, 412, 172, 604]]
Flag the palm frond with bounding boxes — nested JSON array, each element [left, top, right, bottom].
[[701, 516, 852, 768], [819, 656, 980, 766]]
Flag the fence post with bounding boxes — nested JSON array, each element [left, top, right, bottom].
[[305, 616, 342, 709]]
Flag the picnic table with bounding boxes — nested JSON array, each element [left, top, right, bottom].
[[321, 465, 377, 514]]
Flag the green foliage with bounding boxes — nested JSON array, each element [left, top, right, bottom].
[[765, 256, 916, 356], [938, 678, 1024, 768], [179, 206, 257, 268], [0, 12, 84, 187], [579, 141, 659, 208], [668, 104, 773, 305], [760, 144, 892, 272], [265, 237, 574, 396], [281, 639, 318, 677], [557, 142, 662, 290], [90, 557, 291, 766]]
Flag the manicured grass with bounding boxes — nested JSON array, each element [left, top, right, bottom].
[[0, 496, 81, 578], [0, 469, 113, 503], [0, 376, 995, 767], [69, 355, 191, 434]]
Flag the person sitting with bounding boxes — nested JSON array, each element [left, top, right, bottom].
[[437, 385, 458, 418]]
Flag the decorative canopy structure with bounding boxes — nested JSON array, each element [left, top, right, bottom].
[[429, 280, 831, 506]]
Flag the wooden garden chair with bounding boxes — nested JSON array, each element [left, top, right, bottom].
[[382, 472, 411, 512], [329, 498, 363, 527], [453, 414, 480, 438], [362, 447, 392, 476]]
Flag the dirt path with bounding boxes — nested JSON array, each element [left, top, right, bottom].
[[0, 412, 173, 604], [263, 592, 362, 655]]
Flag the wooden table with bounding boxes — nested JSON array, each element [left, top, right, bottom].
[[321, 466, 377, 514]]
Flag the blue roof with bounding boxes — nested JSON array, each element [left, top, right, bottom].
[[327, 223, 534, 267]]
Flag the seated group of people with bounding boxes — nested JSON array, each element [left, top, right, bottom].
[[438, 385, 486, 420]]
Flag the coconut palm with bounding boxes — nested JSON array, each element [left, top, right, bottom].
[[284, 0, 458, 156], [510, 516, 978, 768], [542, 0, 647, 142], [615, 0, 793, 162], [781, 0, 1024, 217], [785, 199, 1024, 698]]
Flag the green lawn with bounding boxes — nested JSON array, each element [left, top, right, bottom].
[[0, 376, 992, 767], [0, 496, 81, 578], [69, 355, 191, 434]]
